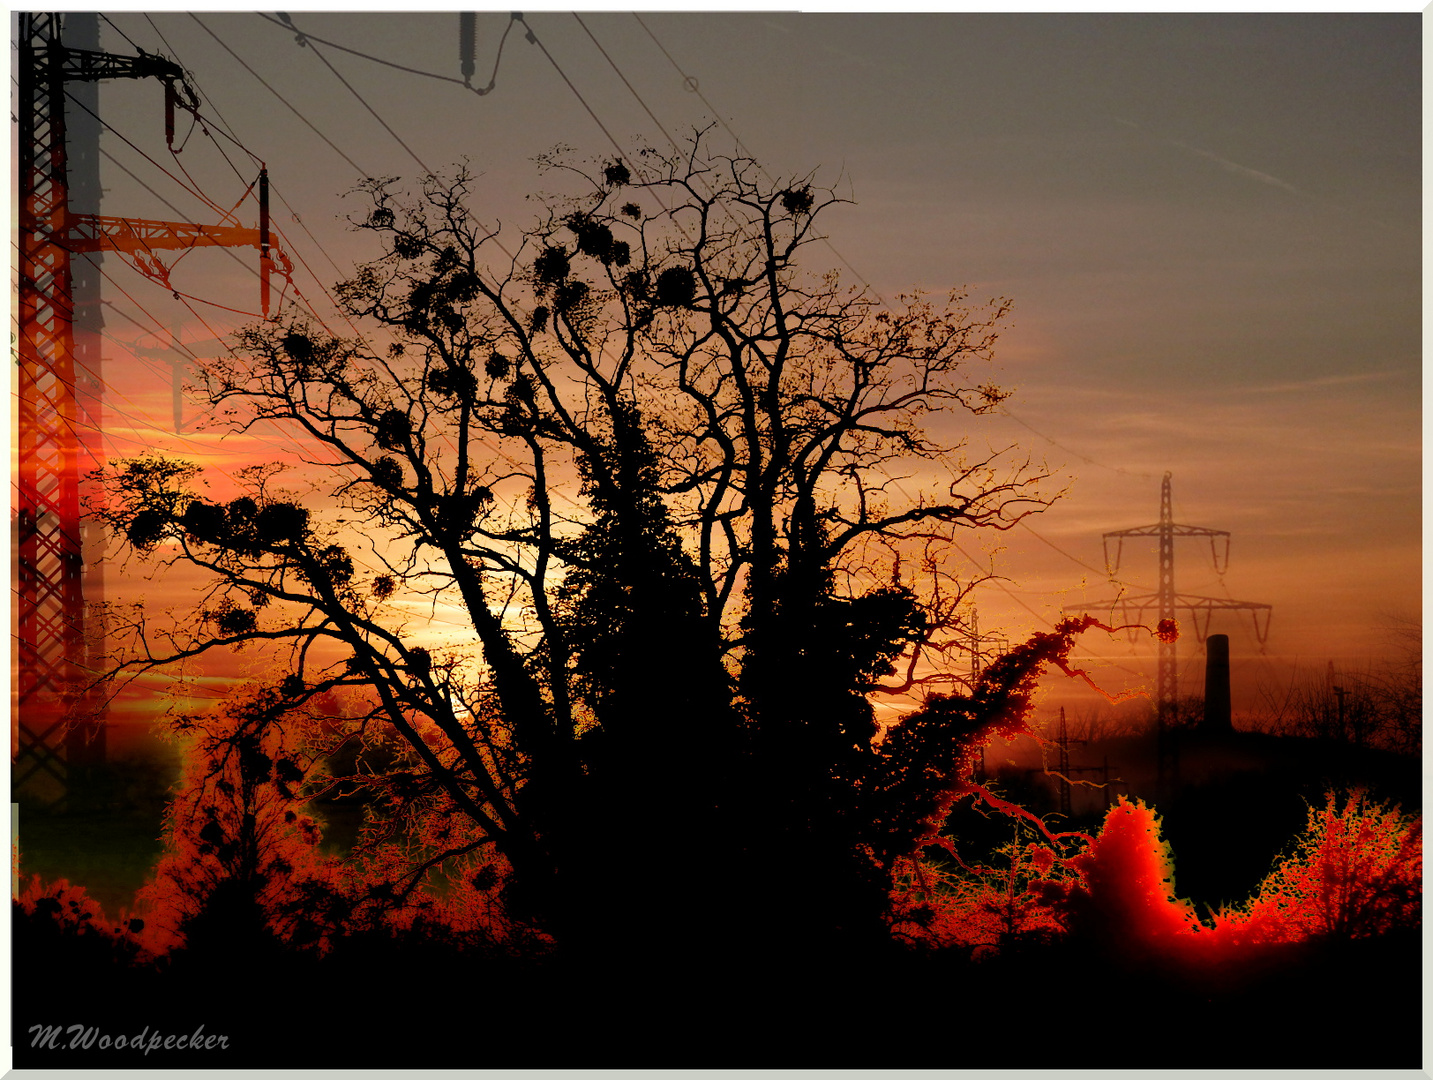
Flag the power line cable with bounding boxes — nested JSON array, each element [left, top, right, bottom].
[[84, 33, 554, 512], [572, 14, 675, 155], [1016, 519, 1144, 588], [999, 407, 1156, 481], [66, 90, 232, 223], [266, 179, 349, 282], [137, 15, 264, 172], [517, 16, 629, 174], [83, 102, 344, 334], [123, 17, 363, 329], [271, 12, 431, 176], [190, 14, 369, 178], [632, 14, 754, 165], [255, 11, 473, 88], [97, 13, 142, 54], [92, 141, 264, 287], [250, 12, 521, 96]]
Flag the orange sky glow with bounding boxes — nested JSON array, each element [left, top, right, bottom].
[[13, 13, 1420, 762]]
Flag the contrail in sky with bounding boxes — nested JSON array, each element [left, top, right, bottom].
[[1110, 115, 1305, 197], [1109, 114, 1398, 233], [1164, 140, 1305, 196]]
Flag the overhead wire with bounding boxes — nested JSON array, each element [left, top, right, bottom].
[[518, 16, 629, 172], [999, 408, 1156, 481], [65, 89, 235, 225], [83, 127, 326, 338], [190, 13, 369, 178], [270, 12, 432, 176], [224, 15, 612, 510], [124, 17, 370, 333], [115, 16, 539, 503], [97, 12, 142, 54], [91, 139, 287, 317], [204, 13, 518, 269], [141, 13, 266, 177], [76, 61, 351, 338], [57, 127, 355, 471], [176, 33, 541, 485], [572, 13, 673, 154], [254, 12, 475, 88]]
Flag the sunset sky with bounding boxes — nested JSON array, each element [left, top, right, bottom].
[[42, 11, 1421, 742]]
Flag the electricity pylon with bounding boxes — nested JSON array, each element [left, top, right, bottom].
[[1102, 472, 1271, 795], [15, 12, 284, 809]]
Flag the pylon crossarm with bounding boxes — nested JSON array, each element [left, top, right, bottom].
[[1103, 524, 1160, 538], [62, 214, 264, 253], [1104, 523, 1229, 539], [1111, 592, 1270, 615], [1175, 594, 1273, 614], [34, 45, 184, 85]]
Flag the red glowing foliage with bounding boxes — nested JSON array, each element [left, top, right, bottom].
[[869, 615, 1133, 867], [133, 688, 341, 954], [17, 874, 136, 943], [895, 798, 1204, 960], [896, 787, 1423, 970], [892, 837, 1077, 955], [1045, 797, 1203, 957], [1221, 789, 1421, 945], [332, 798, 541, 952], [127, 676, 548, 959]]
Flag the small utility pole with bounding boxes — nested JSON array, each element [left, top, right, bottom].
[[1329, 662, 1351, 745]]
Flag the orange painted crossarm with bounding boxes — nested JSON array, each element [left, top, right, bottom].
[[61, 213, 263, 253]]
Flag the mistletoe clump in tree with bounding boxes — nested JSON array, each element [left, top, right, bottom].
[[96, 131, 1112, 965]]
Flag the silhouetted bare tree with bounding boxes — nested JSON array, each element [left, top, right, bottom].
[[94, 132, 1106, 959]]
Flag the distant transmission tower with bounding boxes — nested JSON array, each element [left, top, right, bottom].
[[1102, 472, 1271, 794]]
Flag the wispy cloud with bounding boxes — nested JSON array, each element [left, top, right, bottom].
[[1243, 370, 1406, 394]]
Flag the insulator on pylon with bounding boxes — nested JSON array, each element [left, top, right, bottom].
[[165, 81, 175, 149], [460, 13, 476, 84], [259, 166, 271, 317]]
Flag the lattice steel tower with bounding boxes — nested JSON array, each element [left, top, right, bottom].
[[16, 12, 280, 808], [1103, 472, 1271, 794]]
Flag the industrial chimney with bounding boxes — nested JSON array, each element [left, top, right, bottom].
[[1202, 633, 1233, 733]]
